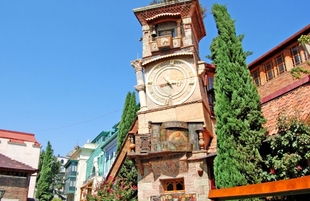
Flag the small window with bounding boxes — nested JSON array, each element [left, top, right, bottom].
[[207, 76, 214, 91], [156, 21, 177, 38], [158, 29, 175, 37], [251, 69, 260, 86], [162, 178, 184, 192], [208, 92, 215, 115], [264, 61, 274, 81], [290, 46, 302, 66], [275, 54, 286, 75]]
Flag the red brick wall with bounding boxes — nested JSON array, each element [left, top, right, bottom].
[[261, 82, 310, 134], [0, 175, 29, 201]]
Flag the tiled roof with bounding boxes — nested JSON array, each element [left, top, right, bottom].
[[0, 129, 40, 146], [0, 153, 37, 173]]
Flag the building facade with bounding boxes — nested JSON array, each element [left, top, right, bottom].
[[248, 24, 310, 134], [0, 129, 41, 200], [64, 143, 96, 201], [127, 1, 310, 200], [129, 1, 215, 200], [0, 153, 37, 201], [56, 155, 69, 200], [80, 124, 118, 201]]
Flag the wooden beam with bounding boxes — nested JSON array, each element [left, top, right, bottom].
[[105, 118, 138, 182], [208, 176, 310, 200], [136, 158, 144, 176], [108, 138, 130, 180]]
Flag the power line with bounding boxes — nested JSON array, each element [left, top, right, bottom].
[[34, 109, 122, 132]]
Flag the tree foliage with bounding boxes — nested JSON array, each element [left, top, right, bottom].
[[36, 141, 61, 201], [209, 4, 266, 189], [116, 92, 138, 200], [262, 113, 310, 182], [290, 35, 310, 79], [36, 149, 46, 184], [261, 113, 310, 200], [86, 177, 137, 201], [117, 92, 137, 151]]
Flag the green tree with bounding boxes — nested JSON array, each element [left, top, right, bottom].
[[36, 149, 45, 184], [290, 35, 310, 79], [116, 92, 138, 200], [261, 113, 310, 200], [117, 92, 137, 151], [209, 4, 266, 189], [262, 113, 310, 182], [36, 141, 61, 201]]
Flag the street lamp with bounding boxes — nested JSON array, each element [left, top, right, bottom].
[[0, 189, 5, 201]]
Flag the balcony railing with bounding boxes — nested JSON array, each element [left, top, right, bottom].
[[150, 193, 196, 201], [152, 142, 193, 152], [149, 36, 182, 52]]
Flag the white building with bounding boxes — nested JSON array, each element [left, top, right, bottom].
[[0, 129, 41, 199]]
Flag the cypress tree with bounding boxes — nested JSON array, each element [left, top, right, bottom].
[[36, 141, 54, 201], [209, 4, 266, 188], [115, 92, 138, 200], [117, 92, 137, 151], [36, 149, 45, 185]]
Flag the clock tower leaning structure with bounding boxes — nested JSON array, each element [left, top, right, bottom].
[[130, 1, 215, 200]]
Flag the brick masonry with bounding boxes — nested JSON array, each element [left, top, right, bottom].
[[0, 175, 29, 201], [261, 82, 310, 134]]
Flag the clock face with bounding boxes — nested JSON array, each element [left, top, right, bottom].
[[146, 59, 196, 106]]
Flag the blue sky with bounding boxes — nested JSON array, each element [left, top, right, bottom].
[[0, 1, 309, 156]]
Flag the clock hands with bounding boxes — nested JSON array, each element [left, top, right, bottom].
[[164, 76, 173, 88], [163, 76, 182, 87]]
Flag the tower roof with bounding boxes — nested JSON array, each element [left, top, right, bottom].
[[133, 0, 206, 42]]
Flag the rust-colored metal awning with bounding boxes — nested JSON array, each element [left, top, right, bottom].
[[208, 176, 310, 200]]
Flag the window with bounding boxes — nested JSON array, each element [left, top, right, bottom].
[[275, 54, 286, 75], [156, 21, 177, 38], [206, 75, 215, 115], [207, 76, 214, 90], [91, 167, 96, 177], [251, 69, 260, 86], [264, 61, 274, 81], [162, 178, 184, 192], [158, 29, 175, 37], [290, 46, 302, 66]]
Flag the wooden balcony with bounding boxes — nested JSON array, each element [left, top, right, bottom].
[[128, 134, 193, 157]]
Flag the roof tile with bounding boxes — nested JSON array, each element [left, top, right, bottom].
[[0, 153, 37, 173]]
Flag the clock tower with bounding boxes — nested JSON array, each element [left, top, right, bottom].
[[129, 1, 215, 200]]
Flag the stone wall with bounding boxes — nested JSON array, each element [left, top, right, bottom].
[[137, 153, 211, 201]]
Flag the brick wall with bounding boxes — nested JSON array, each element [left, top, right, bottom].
[[0, 175, 29, 201], [261, 82, 310, 134]]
